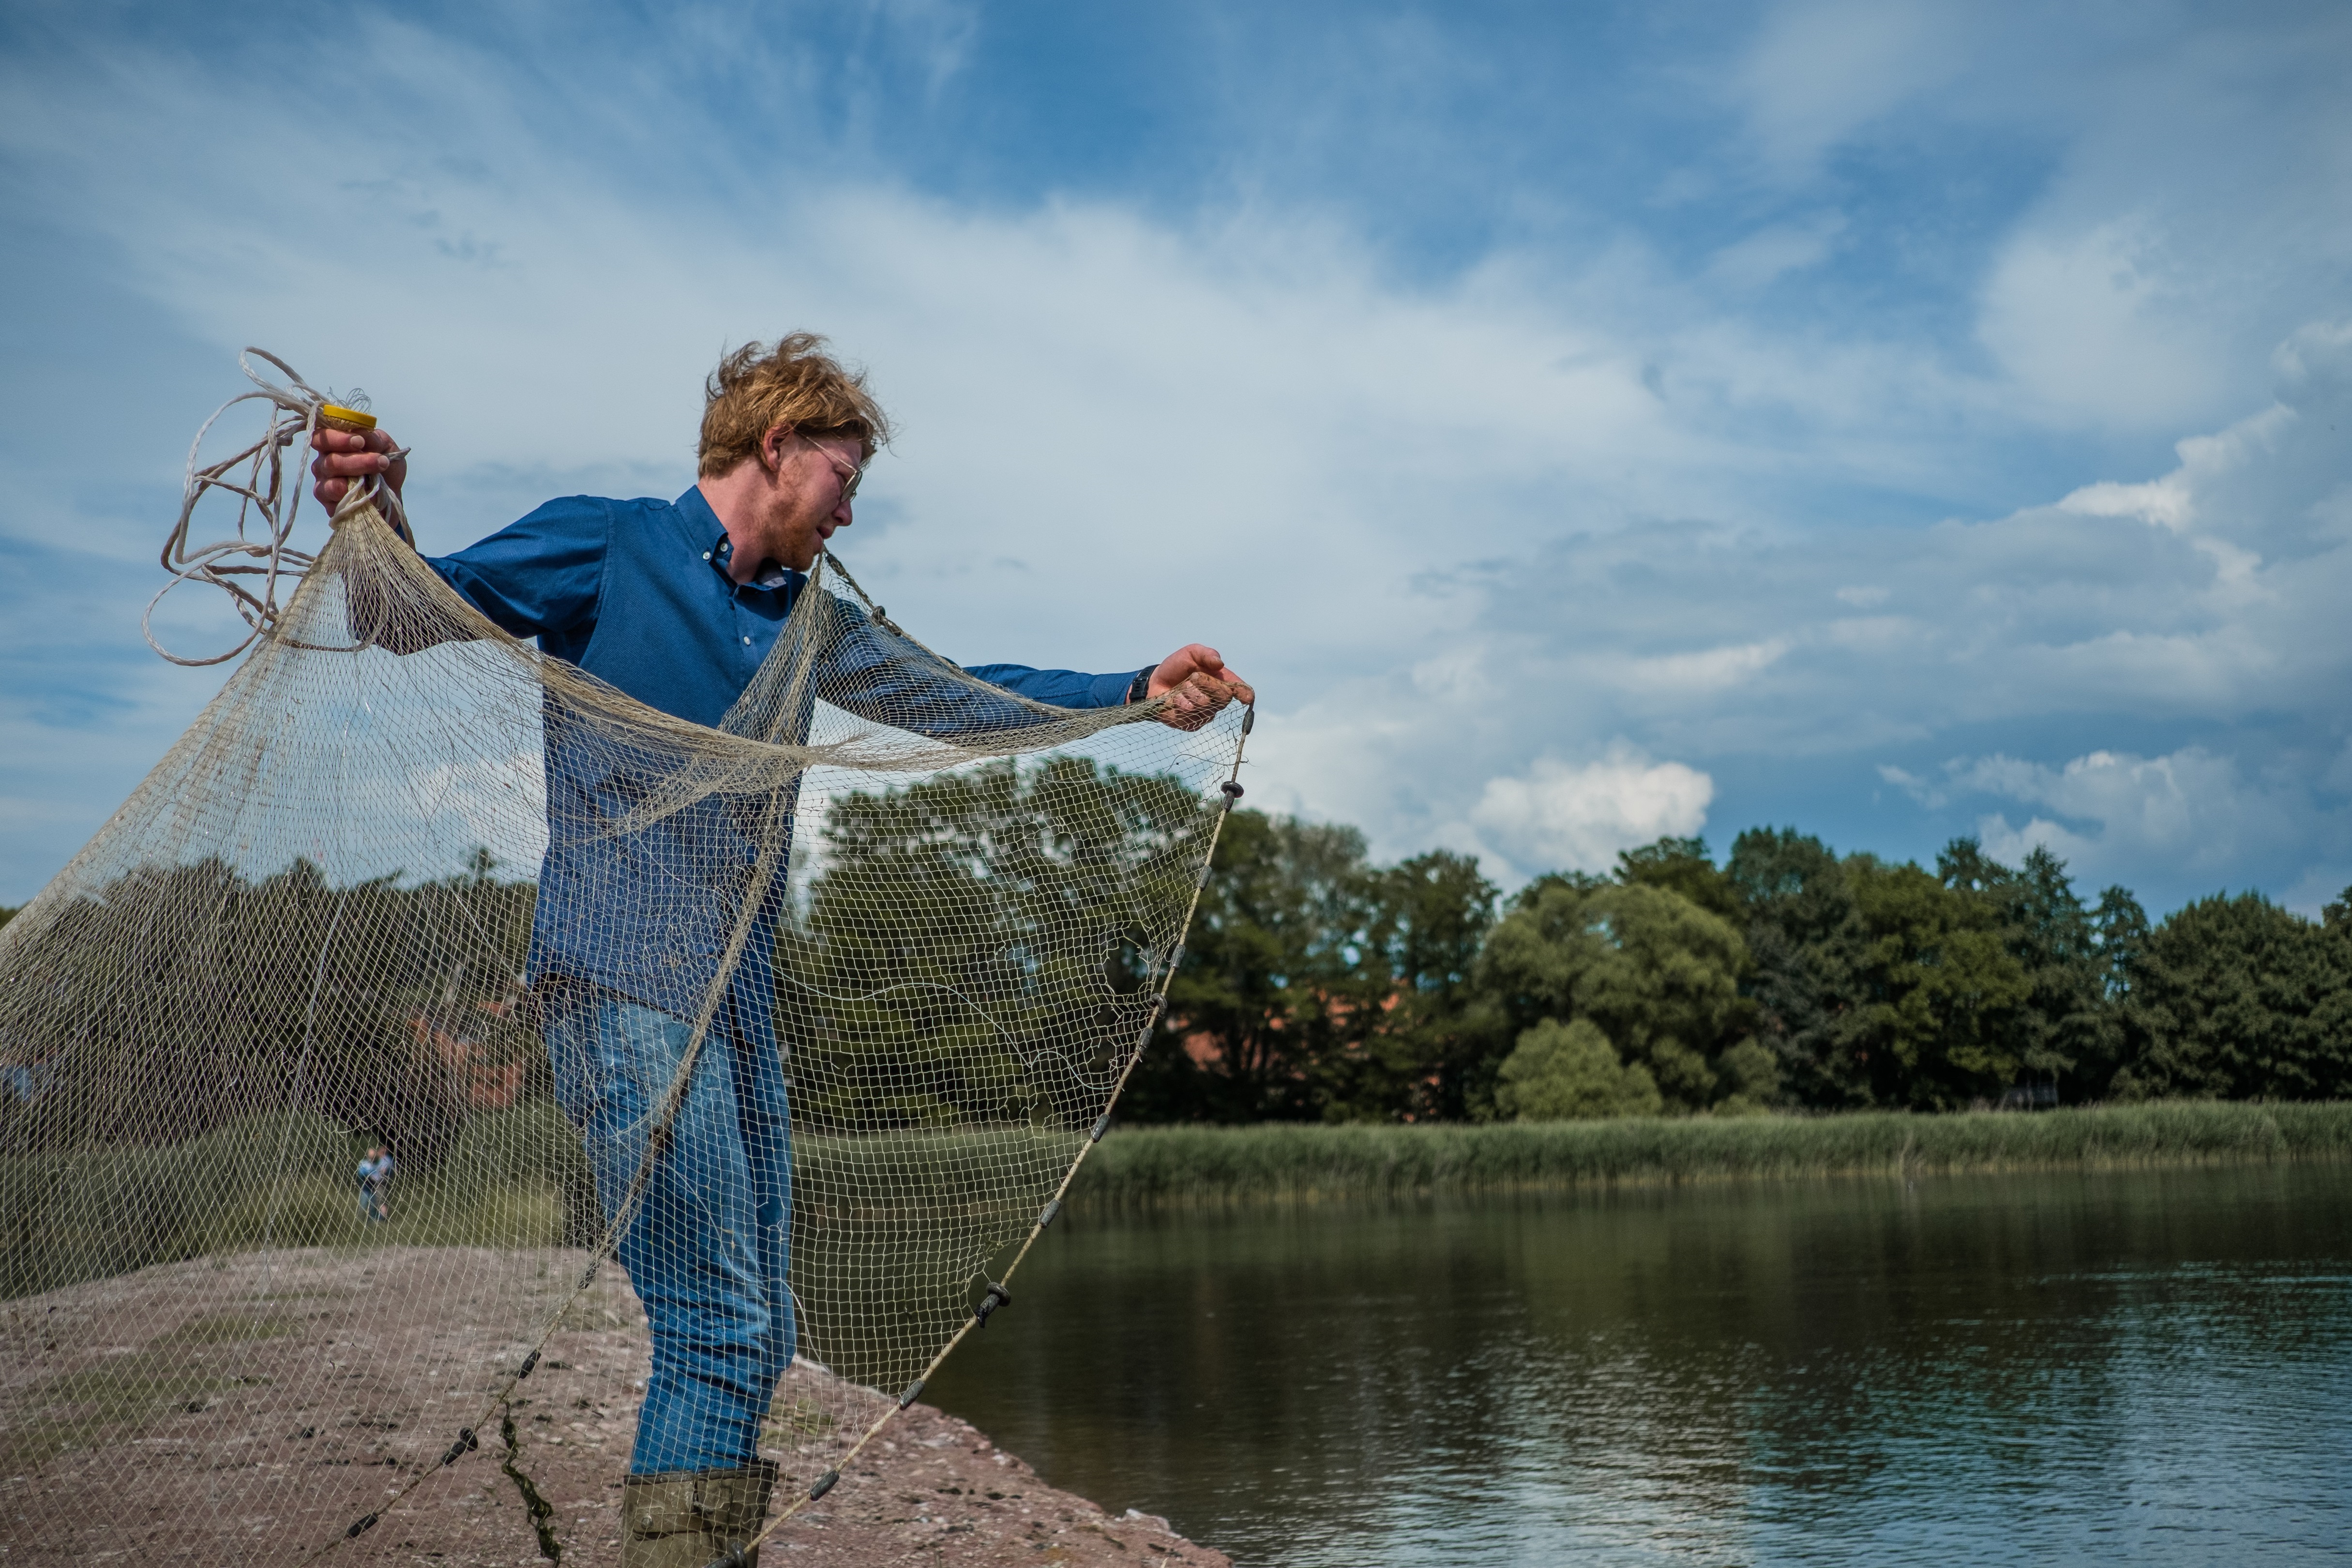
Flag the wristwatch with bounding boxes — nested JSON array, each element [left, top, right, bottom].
[[1126, 670, 1153, 705]]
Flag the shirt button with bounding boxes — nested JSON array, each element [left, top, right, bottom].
[[742, 635, 753, 645]]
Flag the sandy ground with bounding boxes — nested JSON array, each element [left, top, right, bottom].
[[0, 1248, 1226, 1568]]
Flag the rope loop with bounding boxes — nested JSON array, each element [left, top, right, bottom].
[[146, 348, 412, 667]]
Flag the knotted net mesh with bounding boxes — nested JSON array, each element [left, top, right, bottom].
[[0, 361, 1247, 1563]]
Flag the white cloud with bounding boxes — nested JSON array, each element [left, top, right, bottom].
[[1608, 638, 1790, 697], [1736, 0, 1970, 175], [1975, 814, 2097, 873], [1977, 219, 2221, 430], [1950, 746, 2307, 886], [1465, 746, 1714, 880], [1877, 763, 1937, 807], [2058, 475, 2194, 533], [2274, 320, 2352, 405], [1704, 213, 1847, 290], [867, 0, 982, 91]]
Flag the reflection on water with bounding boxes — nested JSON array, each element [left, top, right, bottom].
[[925, 1163, 2352, 1566]]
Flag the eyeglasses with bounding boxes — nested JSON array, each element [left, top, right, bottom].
[[770, 428, 865, 502], [830, 453, 864, 505], [803, 437, 862, 504]]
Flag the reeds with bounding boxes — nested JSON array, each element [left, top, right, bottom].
[[11, 1101, 2347, 1299], [1068, 1101, 2352, 1207]]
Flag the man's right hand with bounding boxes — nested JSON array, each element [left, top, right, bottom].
[[310, 425, 407, 513], [1144, 644, 1254, 732]]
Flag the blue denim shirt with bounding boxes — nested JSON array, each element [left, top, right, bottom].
[[426, 487, 1146, 1028]]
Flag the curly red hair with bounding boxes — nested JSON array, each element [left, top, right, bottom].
[[697, 333, 890, 478]]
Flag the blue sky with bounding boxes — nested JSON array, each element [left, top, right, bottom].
[[2, 0, 2350, 913]]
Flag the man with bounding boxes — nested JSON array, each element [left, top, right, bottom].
[[312, 334, 1249, 1567], [355, 1142, 393, 1224]]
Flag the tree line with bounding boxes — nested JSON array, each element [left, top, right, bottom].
[[1122, 812, 2352, 1123], [9, 769, 2349, 1145], [0, 853, 537, 1161]]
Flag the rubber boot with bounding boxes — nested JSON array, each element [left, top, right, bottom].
[[620, 1461, 777, 1568]]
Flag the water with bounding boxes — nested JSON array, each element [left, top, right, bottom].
[[925, 1164, 2352, 1565]]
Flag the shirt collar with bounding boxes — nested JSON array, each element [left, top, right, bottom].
[[678, 486, 796, 592], [710, 536, 793, 590]]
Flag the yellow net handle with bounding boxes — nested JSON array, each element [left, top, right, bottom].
[[149, 351, 408, 666]]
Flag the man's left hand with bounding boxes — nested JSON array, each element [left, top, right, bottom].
[[1144, 644, 1254, 731]]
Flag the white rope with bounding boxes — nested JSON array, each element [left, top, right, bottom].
[[146, 348, 411, 666]]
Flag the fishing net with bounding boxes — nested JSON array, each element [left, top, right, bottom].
[[0, 355, 1249, 1563]]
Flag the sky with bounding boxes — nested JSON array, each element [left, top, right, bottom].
[[2, 0, 2350, 915]]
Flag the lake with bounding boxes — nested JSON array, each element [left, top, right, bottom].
[[926, 1162, 2352, 1566]]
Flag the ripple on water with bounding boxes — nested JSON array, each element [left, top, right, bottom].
[[927, 1163, 2352, 1567]]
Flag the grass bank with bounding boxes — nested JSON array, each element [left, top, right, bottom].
[[1068, 1101, 2352, 1206], [0, 1103, 593, 1301]]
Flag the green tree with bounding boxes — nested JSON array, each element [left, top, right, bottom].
[[1727, 827, 1869, 1109], [1615, 835, 1742, 925], [1733, 834, 2040, 1110], [1116, 809, 1383, 1122], [1473, 880, 1755, 1113], [1314, 850, 1498, 1122], [1842, 857, 2031, 1108], [2067, 884, 2150, 1092], [0, 854, 536, 1165], [2116, 891, 2352, 1101], [782, 756, 1212, 1130], [2093, 886, 2150, 1000], [1937, 839, 2112, 1099], [1511, 869, 1608, 906], [1493, 1017, 1663, 1120]]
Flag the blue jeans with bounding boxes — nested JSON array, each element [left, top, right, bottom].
[[544, 993, 795, 1474]]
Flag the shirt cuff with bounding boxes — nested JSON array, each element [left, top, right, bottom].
[[1096, 668, 1152, 708]]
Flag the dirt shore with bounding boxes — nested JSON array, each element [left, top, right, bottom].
[[0, 1248, 1226, 1568]]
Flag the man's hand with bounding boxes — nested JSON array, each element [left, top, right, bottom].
[[1144, 644, 1254, 732], [310, 425, 407, 513]]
